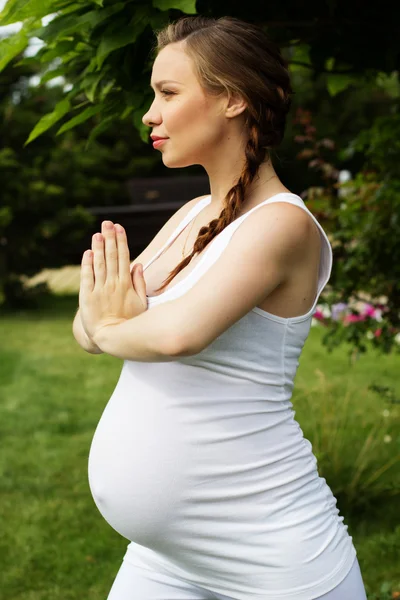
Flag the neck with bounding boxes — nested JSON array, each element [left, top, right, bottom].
[[207, 163, 282, 210]]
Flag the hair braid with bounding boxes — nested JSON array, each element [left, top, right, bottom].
[[153, 121, 268, 294], [149, 15, 293, 294]]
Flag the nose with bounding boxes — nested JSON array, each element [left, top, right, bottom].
[[142, 100, 160, 128]]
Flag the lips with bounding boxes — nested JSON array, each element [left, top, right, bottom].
[[151, 136, 169, 141], [153, 138, 168, 148]]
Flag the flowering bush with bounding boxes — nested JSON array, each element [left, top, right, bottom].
[[311, 299, 400, 358], [293, 107, 400, 356]]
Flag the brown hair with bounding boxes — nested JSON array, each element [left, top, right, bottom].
[[150, 15, 294, 294]]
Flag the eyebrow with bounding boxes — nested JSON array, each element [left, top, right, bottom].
[[150, 79, 181, 90]]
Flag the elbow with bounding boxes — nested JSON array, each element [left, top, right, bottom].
[[149, 304, 202, 358], [159, 331, 193, 358], [84, 345, 104, 355], [167, 332, 201, 357]]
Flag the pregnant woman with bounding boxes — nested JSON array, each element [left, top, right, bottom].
[[74, 14, 368, 600]]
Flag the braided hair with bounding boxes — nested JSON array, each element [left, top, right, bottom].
[[150, 15, 293, 294]]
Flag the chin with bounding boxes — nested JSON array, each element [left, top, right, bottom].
[[162, 155, 196, 169]]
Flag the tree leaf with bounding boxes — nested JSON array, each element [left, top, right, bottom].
[[326, 73, 354, 97], [0, 30, 29, 72], [24, 98, 71, 146], [81, 72, 105, 103], [85, 115, 114, 150], [133, 105, 151, 144], [40, 65, 66, 84], [36, 3, 125, 43], [121, 105, 134, 120], [0, 0, 58, 26], [99, 79, 116, 101], [56, 104, 103, 135], [96, 7, 149, 68], [152, 0, 197, 13], [36, 40, 77, 64]]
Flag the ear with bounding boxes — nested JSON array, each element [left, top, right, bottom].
[[225, 90, 247, 119]]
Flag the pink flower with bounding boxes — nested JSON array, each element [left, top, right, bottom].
[[314, 310, 325, 320], [344, 314, 366, 323], [374, 328, 382, 337], [362, 303, 376, 317]]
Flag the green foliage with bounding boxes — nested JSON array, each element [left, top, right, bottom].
[[153, 0, 197, 11], [56, 102, 102, 135], [0, 16, 42, 70], [0, 0, 195, 146], [0, 56, 156, 309], [1, 0, 399, 146], [293, 107, 400, 355], [329, 115, 400, 349], [24, 96, 72, 145], [0, 26, 28, 70], [291, 48, 358, 97], [0, 0, 60, 26]]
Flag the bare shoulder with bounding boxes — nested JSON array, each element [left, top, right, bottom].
[[235, 202, 319, 282], [130, 194, 209, 269], [258, 200, 319, 252], [269, 201, 322, 260], [163, 201, 319, 355]]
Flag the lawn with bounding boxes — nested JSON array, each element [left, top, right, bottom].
[[0, 294, 399, 600]]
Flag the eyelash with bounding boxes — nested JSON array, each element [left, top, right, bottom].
[[160, 90, 174, 96]]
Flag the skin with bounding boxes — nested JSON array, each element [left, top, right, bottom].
[[142, 41, 286, 210], [74, 41, 314, 355]]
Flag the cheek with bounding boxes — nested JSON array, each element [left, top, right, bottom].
[[168, 98, 213, 135]]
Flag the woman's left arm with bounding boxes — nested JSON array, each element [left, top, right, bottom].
[[112, 203, 312, 359], [92, 302, 190, 362]]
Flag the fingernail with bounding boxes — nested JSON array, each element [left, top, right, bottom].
[[115, 224, 124, 233]]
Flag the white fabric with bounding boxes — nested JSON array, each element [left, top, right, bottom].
[[88, 193, 361, 599], [107, 551, 366, 600]]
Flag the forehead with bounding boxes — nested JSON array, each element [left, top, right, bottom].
[[150, 44, 195, 87]]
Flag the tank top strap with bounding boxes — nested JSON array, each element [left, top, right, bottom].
[[187, 192, 332, 311], [144, 192, 333, 317], [141, 195, 211, 271]]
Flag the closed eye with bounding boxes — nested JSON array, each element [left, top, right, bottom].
[[161, 90, 174, 96]]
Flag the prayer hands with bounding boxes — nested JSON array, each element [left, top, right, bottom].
[[79, 220, 147, 340]]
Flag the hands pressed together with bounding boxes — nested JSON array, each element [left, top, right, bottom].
[[79, 220, 147, 342]]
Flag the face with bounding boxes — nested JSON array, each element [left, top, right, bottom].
[[142, 42, 234, 168]]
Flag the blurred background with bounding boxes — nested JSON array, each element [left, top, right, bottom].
[[0, 0, 399, 598]]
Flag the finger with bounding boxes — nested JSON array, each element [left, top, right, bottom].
[[92, 232, 106, 287], [102, 221, 118, 281], [80, 250, 94, 296], [114, 223, 130, 280], [132, 263, 147, 307]]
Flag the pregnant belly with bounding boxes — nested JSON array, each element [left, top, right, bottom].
[[88, 384, 193, 548], [87, 363, 336, 561]]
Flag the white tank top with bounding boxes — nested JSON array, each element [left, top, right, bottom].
[[88, 192, 357, 600]]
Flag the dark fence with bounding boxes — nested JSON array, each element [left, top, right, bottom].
[[68, 175, 210, 263]]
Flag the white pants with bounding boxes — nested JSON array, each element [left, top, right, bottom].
[[107, 552, 367, 600]]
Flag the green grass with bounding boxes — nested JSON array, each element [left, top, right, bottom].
[[0, 294, 399, 599]]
